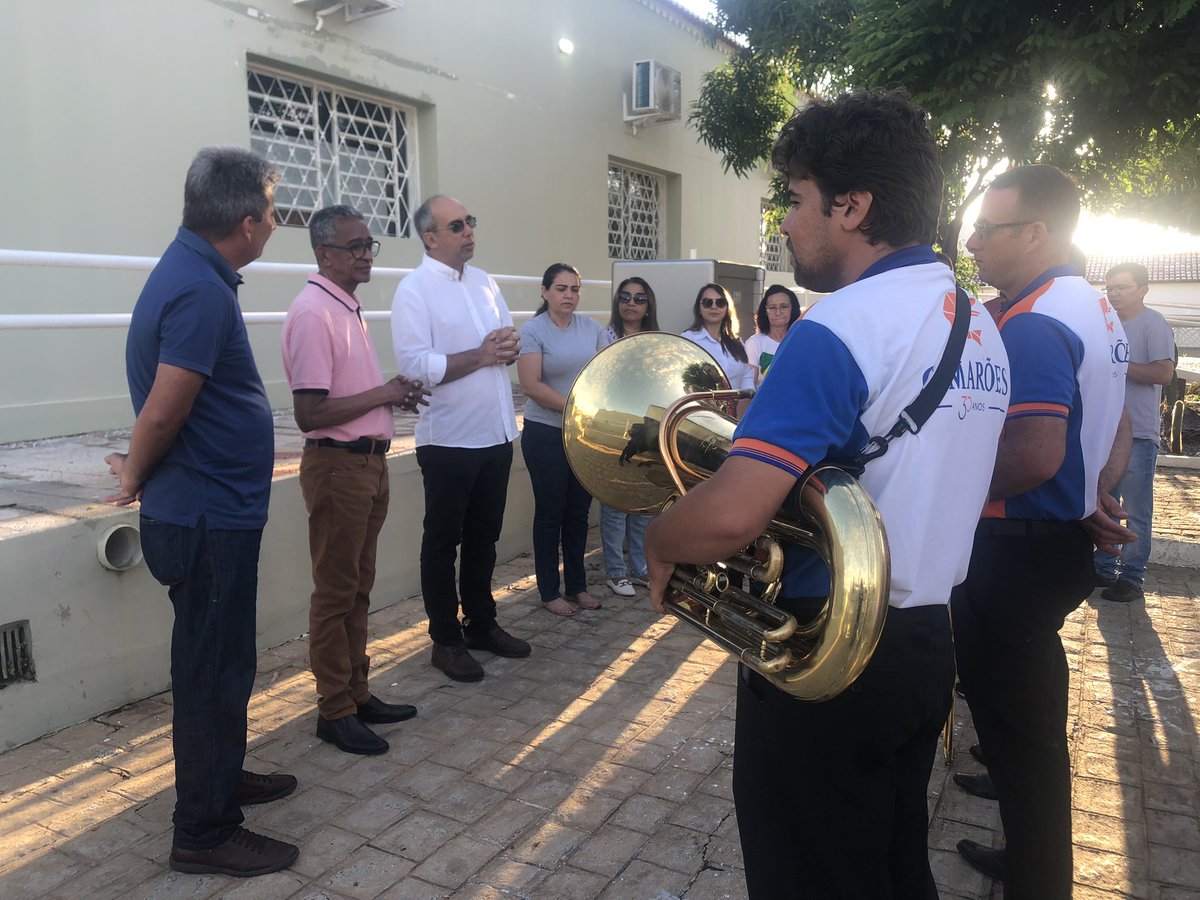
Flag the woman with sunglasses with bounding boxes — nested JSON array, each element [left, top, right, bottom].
[[517, 263, 606, 616], [745, 284, 801, 386], [597, 278, 661, 598], [681, 283, 755, 392]]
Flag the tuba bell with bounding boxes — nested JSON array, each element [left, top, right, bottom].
[[563, 333, 890, 702]]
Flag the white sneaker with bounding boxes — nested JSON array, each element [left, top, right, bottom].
[[606, 577, 636, 597], [629, 573, 650, 588]]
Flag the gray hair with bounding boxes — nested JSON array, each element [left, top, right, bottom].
[[413, 194, 448, 249], [309, 205, 365, 249], [181, 146, 280, 239]]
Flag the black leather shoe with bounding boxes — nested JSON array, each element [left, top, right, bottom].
[[956, 838, 1004, 880], [234, 770, 297, 806], [954, 771, 998, 800], [1102, 579, 1143, 603], [954, 680, 966, 699], [969, 743, 987, 766], [316, 714, 388, 755], [1094, 570, 1118, 589], [464, 623, 531, 658], [431, 643, 485, 682], [357, 695, 417, 724], [170, 826, 299, 877]]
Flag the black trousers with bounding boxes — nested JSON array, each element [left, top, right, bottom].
[[733, 602, 954, 900], [415, 442, 512, 646], [951, 520, 1094, 900]]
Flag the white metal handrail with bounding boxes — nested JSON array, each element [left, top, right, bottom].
[[0, 249, 613, 330]]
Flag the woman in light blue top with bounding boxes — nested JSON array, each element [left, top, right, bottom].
[[598, 277, 660, 598], [517, 263, 605, 616], [680, 283, 755, 392]]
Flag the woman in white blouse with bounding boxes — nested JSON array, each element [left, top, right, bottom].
[[680, 283, 755, 392], [744, 284, 801, 386]]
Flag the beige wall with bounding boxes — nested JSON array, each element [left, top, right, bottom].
[[0, 0, 774, 442]]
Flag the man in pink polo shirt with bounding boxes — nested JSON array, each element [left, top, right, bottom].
[[281, 205, 429, 756]]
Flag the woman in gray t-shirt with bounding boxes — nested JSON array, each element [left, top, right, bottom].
[[517, 264, 605, 616]]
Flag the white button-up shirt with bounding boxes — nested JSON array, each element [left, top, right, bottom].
[[392, 255, 518, 448], [680, 328, 756, 392]]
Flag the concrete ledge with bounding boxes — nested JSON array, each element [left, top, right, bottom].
[[1157, 454, 1200, 469], [0, 445, 537, 750], [1149, 537, 1200, 569]]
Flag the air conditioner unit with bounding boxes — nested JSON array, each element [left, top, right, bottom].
[[628, 59, 681, 118], [294, 0, 402, 30]]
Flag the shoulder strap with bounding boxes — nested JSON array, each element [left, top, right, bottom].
[[847, 286, 971, 474]]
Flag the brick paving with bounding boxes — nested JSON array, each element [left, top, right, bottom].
[[1, 463, 1199, 898]]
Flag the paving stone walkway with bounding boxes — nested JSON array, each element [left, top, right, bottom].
[[1, 526, 1198, 899]]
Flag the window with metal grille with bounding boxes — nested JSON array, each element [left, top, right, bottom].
[[608, 162, 665, 260], [760, 199, 786, 272], [247, 65, 415, 237], [0, 620, 34, 687]]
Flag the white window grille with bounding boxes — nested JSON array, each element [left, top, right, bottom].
[[760, 199, 786, 272], [608, 162, 664, 260], [247, 66, 415, 237]]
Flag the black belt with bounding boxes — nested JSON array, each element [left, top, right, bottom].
[[305, 437, 391, 456], [977, 518, 1082, 538]]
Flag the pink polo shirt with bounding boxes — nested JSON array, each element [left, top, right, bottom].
[[281, 274, 395, 442]]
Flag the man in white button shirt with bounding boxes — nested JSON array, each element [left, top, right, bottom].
[[392, 195, 532, 682]]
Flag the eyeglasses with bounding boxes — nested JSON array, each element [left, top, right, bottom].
[[700, 296, 728, 309], [971, 220, 1035, 238], [428, 215, 477, 234], [617, 292, 649, 305], [322, 240, 380, 260]]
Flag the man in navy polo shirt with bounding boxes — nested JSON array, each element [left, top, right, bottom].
[[107, 146, 299, 878], [952, 165, 1127, 897]]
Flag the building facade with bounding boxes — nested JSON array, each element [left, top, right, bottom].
[[0, 0, 789, 442]]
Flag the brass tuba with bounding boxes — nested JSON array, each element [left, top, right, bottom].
[[563, 333, 890, 702]]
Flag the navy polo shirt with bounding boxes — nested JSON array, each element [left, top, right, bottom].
[[126, 227, 274, 529]]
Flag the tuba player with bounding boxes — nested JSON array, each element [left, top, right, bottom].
[[645, 90, 1009, 899]]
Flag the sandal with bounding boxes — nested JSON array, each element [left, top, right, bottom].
[[572, 591, 602, 610], [544, 597, 577, 616]]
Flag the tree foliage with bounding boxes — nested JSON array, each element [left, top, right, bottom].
[[692, 0, 1200, 246]]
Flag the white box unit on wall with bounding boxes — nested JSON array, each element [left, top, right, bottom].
[[630, 59, 681, 118]]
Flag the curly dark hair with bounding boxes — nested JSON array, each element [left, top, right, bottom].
[[770, 89, 943, 247]]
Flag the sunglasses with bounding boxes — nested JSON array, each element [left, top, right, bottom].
[[700, 296, 727, 309], [429, 215, 477, 234], [617, 292, 649, 305]]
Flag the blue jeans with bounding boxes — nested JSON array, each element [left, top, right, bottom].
[[599, 504, 649, 579], [1094, 438, 1157, 587], [140, 515, 261, 850], [521, 421, 592, 602]]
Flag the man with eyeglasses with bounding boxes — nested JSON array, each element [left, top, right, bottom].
[[281, 205, 429, 755], [1093, 262, 1174, 603], [951, 165, 1128, 896], [392, 195, 531, 683]]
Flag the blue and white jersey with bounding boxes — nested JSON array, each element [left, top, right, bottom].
[[985, 267, 1127, 521], [729, 247, 1009, 608]]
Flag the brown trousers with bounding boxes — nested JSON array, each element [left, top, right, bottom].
[[299, 444, 389, 719]]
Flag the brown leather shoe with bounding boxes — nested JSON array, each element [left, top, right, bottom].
[[464, 623, 531, 658], [170, 826, 299, 877], [431, 642, 485, 682], [233, 770, 297, 806]]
